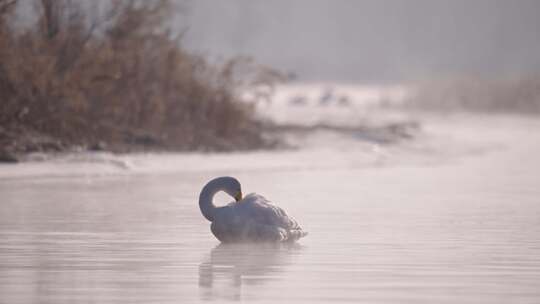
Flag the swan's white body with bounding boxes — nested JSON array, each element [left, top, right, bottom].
[[199, 177, 307, 243]]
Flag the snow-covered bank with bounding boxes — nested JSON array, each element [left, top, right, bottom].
[[2, 84, 539, 181]]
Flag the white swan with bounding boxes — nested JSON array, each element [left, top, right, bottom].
[[199, 176, 307, 243]]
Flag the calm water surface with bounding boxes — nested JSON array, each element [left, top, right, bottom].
[[1, 115, 540, 303]]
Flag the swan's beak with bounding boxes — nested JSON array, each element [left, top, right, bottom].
[[234, 191, 243, 202]]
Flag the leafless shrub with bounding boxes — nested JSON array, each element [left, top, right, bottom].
[[0, 0, 277, 152]]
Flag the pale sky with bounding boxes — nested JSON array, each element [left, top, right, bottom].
[[178, 0, 540, 83]]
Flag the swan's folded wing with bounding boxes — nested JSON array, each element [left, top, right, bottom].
[[238, 194, 307, 241]]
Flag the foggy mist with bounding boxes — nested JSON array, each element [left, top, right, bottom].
[[3, 1, 540, 303], [180, 0, 540, 83]]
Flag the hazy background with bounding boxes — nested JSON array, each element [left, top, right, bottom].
[[2, 1, 540, 303], [179, 0, 540, 83]]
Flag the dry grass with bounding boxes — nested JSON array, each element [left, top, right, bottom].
[[0, 0, 281, 153]]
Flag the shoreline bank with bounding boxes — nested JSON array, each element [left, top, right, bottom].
[[0, 119, 418, 163]]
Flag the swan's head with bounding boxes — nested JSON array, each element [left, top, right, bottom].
[[222, 176, 243, 202], [207, 176, 242, 202]]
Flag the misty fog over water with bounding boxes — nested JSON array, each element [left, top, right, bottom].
[[2, 1, 540, 303], [2, 100, 540, 303]]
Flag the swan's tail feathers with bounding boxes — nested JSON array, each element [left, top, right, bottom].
[[285, 229, 308, 242]]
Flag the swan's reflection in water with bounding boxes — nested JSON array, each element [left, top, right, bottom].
[[199, 243, 302, 301]]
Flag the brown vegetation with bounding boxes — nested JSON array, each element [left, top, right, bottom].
[[0, 0, 282, 159]]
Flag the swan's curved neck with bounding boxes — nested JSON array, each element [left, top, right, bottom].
[[199, 176, 240, 222], [199, 178, 231, 222], [199, 186, 218, 222]]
